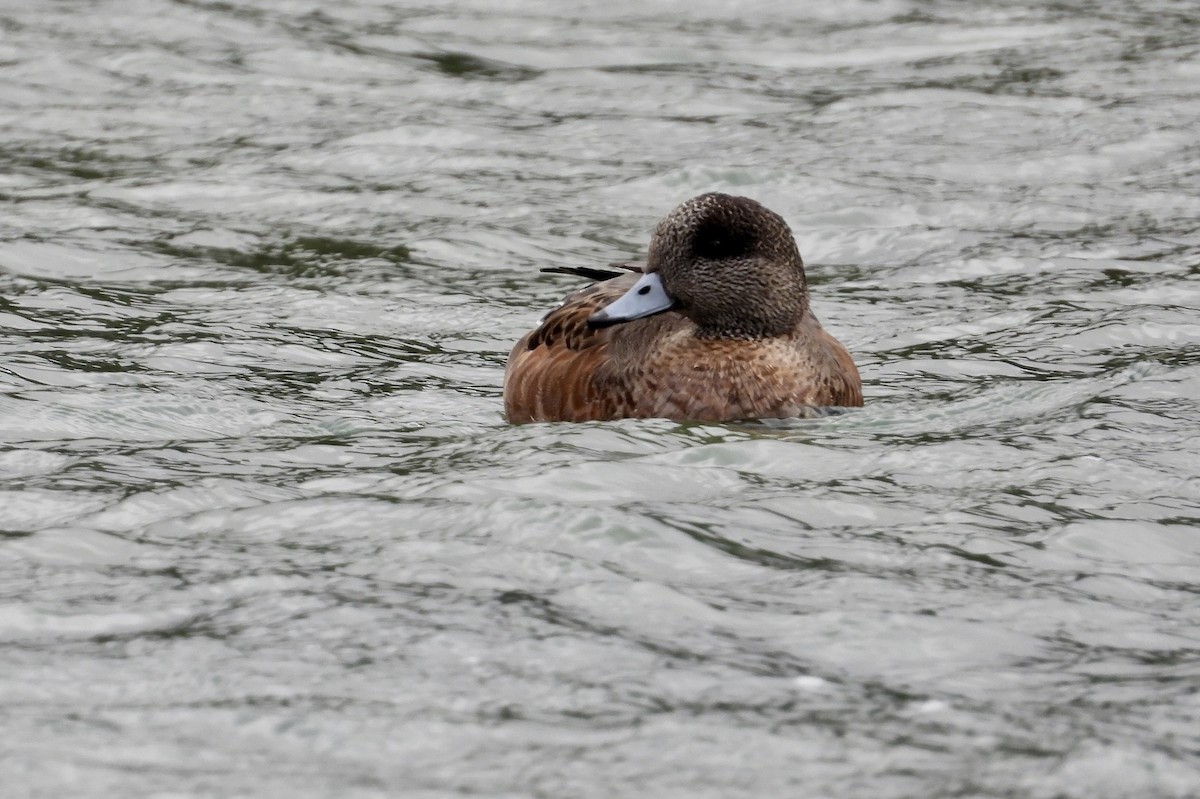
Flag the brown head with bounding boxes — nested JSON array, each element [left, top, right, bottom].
[[588, 193, 809, 339]]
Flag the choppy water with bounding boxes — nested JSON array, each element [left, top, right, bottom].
[[3, 1, 1200, 796]]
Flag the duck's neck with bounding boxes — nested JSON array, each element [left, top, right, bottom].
[[693, 310, 805, 341]]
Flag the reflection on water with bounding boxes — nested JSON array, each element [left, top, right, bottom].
[[2, 0, 1199, 796]]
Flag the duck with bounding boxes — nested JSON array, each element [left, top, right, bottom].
[[503, 192, 862, 423]]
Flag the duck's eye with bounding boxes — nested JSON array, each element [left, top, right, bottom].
[[692, 222, 753, 260]]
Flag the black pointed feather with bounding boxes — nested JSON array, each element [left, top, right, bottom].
[[540, 266, 624, 282], [540, 262, 643, 282]]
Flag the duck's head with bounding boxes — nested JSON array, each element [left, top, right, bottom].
[[588, 193, 809, 339]]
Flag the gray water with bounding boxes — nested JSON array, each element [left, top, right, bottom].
[[2, 1, 1199, 796]]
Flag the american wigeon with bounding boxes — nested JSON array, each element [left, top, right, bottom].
[[504, 193, 862, 423]]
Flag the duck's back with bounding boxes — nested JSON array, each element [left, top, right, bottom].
[[503, 273, 650, 423]]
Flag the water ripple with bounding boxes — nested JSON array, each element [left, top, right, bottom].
[[2, 0, 1200, 796]]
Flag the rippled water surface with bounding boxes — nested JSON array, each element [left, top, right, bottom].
[[3, 1, 1200, 796]]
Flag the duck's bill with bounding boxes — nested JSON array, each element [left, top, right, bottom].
[[587, 272, 676, 329]]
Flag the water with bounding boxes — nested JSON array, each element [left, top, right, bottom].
[[2, 0, 1199, 796]]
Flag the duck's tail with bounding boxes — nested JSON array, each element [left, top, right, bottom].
[[540, 262, 643, 282]]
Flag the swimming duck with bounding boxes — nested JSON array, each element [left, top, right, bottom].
[[504, 192, 862, 423]]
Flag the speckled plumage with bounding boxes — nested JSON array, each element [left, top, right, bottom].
[[503, 193, 863, 423]]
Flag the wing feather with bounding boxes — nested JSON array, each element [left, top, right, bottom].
[[504, 272, 641, 422]]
